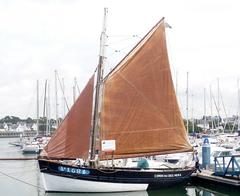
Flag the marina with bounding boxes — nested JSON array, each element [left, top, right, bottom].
[[0, 138, 240, 196], [2, 132, 240, 195], [1, 1, 240, 195]]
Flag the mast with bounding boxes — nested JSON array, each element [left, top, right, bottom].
[[55, 70, 59, 127], [210, 85, 214, 131], [238, 79, 240, 131], [47, 80, 51, 135], [90, 7, 108, 162], [204, 88, 206, 132], [217, 78, 220, 129], [62, 78, 66, 117], [56, 72, 70, 113], [43, 80, 48, 135], [36, 80, 39, 136], [186, 72, 189, 133], [191, 94, 194, 133]]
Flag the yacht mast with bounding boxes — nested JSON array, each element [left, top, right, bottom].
[[36, 80, 39, 136], [62, 78, 66, 117], [210, 86, 214, 131], [43, 80, 48, 135], [47, 81, 51, 135], [191, 94, 194, 133], [55, 70, 59, 127], [90, 7, 108, 162], [238, 79, 240, 131], [217, 78, 220, 129], [204, 88, 206, 131], [186, 72, 189, 133]]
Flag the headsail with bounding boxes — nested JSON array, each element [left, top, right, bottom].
[[41, 75, 94, 160], [100, 18, 192, 160]]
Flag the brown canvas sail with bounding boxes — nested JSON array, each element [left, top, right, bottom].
[[100, 18, 192, 160], [41, 75, 94, 160]]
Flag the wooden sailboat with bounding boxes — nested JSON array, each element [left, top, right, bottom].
[[38, 10, 195, 192]]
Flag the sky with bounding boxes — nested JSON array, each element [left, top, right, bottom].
[[0, 0, 240, 119]]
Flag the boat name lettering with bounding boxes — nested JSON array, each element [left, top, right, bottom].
[[58, 166, 90, 175], [154, 173, 182, 178]]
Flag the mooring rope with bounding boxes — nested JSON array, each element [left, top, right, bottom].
[[0, 169, 38, 176], [0, 170, 44, 190]]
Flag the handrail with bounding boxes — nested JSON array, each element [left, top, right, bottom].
[[214, 155, 240, 177]]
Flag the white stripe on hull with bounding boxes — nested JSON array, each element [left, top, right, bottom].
[[41, 173, 148, 192]]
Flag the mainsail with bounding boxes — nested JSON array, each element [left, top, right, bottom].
[[100, 18, 192, 160], [41, 75, 94, 160]]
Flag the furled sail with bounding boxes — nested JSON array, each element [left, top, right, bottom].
[[41, 75, 94, 160], [100, 18, 192, 160]]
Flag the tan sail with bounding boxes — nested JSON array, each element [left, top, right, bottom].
[[41, 75, 94, 160], [100, 18, 192, 160]]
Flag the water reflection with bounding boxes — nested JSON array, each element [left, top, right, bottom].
[[148, 184, 239, 196], [148, 184, 188, 196], [45, 191, 148, 196], [186, 186, 224, 196], [45, 185, 232, 196]]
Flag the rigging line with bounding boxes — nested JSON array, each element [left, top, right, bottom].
[[24, 84, 36, 119], [108, 34, 143, 39], [56, 72, 70, 112], [75, 79, 81, 94], [108, 36, 140, 45], [211, 94, 220, 128], [107, 45, 121, 53], [231, 118, 236, 132], [0, 170, 44, 190], [0, 162, 36, 168], [220, 91, 228, 131], [0, 168, 39, 176], [108, 34, 138, 37], [116, 46, 133, 55], [0, 161, 36, 166], [212, 94, 220, 116], [108, 43, 140, 56], [39, 81, 46, 117]]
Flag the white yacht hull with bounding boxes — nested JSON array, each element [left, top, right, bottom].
[[41, 173, 148, 192], [22, 144, 40, 154]]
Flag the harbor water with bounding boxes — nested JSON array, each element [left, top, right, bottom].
[[0, 138, 239, 196]]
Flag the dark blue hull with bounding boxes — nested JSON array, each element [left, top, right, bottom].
[[39, 159, 195, 192]]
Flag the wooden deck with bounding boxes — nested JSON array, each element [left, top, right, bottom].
[[192, 169, 240, 187]]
